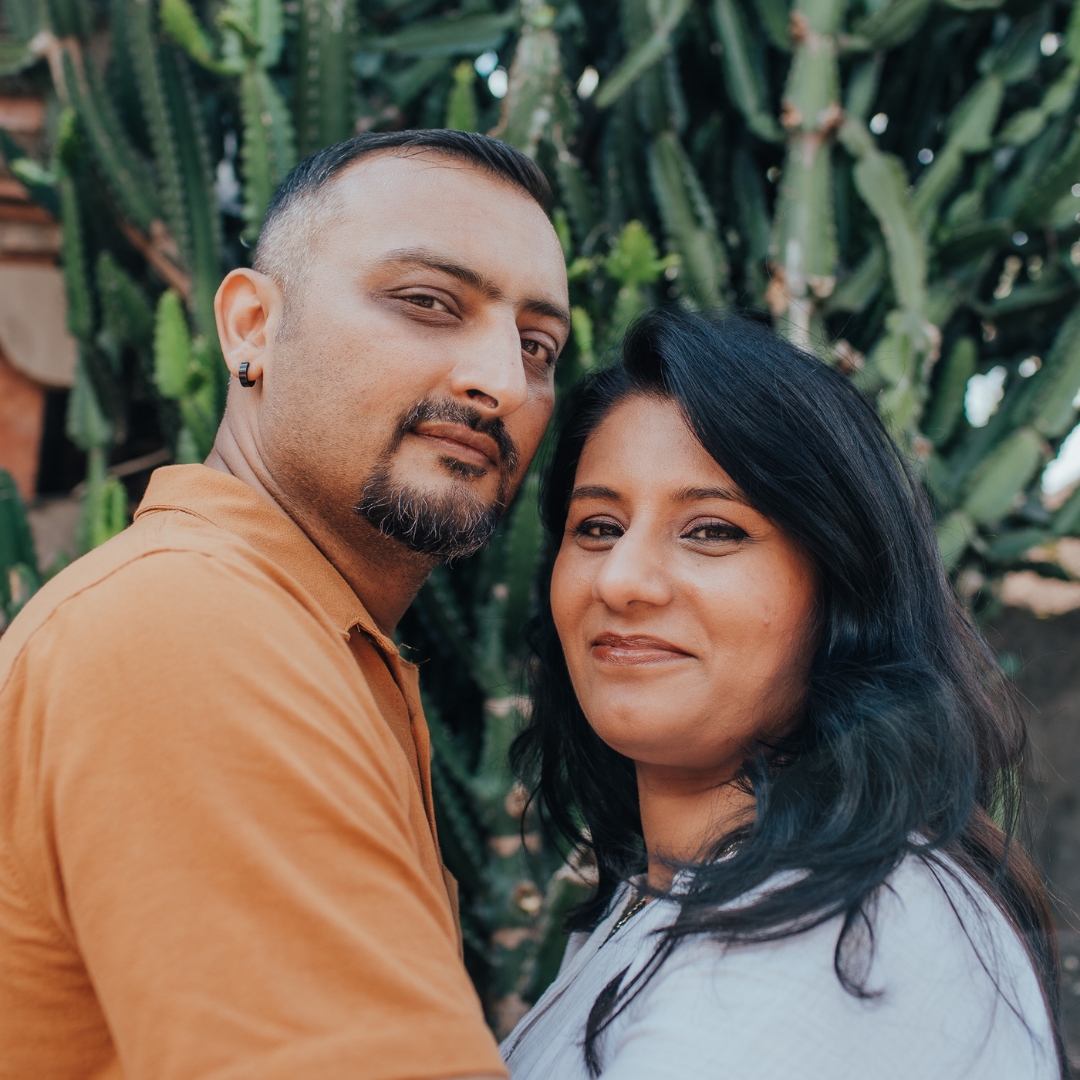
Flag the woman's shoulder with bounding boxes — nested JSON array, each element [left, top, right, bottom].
[[650, 853, 1045, 1011], [598, 854, 1058, 1079]]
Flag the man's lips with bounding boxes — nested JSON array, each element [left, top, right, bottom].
[[590, 632, 693, 665], [410, 422, 500, 469]]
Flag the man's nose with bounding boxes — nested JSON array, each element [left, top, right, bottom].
[[447, 315, 529, 417]]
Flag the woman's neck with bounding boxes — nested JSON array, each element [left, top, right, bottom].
[[636, 761, 754, 889]]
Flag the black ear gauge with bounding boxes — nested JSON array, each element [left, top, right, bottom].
[[238, 361, 256, 387]]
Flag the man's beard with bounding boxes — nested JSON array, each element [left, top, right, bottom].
[[354, 399, 520, 562]]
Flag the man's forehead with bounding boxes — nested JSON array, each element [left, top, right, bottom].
[[321, 152, 567, 295], [330, 149, 544, 217]]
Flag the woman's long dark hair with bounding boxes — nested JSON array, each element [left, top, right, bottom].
[[510, 308, 1064, 1075]]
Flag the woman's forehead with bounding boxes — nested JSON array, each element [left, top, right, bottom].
[[576, 395, 741, 495]]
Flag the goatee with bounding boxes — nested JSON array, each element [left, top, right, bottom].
[[354, 399, 518, 561]]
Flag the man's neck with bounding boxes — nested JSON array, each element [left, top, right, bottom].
[[206, 436, 435, 637]]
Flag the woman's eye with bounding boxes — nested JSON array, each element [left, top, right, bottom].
[[522, 338, 556, 367], [405, 294, 450, 312], [574, 518, 622, 540], [684, 522, 746, 542]]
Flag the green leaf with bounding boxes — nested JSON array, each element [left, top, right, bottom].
[[552, 141, 600, 247], [853, 0, 933, 52], [57, 166, 94, 344], [67, 357, 115, 452], [843, 123, 926, 316], [445, 60, 480, 132], [1015, 125, 1080, 229], [62, 51, 159, 231], [293, 0, 357, 155], [962, 427, 1044, 525], [594, 0, 691, 109], [153, 288, 193, 400], [935, 219, 1011, 268], [96, 251, 155, 353], [220, 0, 285, 67], [752, 0, 791, 51], [712, 0, 783, 143], [924, 336, 976, 446], [570, 306, 596, 370], [936, 509, 974, 570], [603, 219, 666, 287], [491, 14, 561, 159], [648, 131, 727, 307], [9, 156, 56, 187], [0, 41, 36, 75], [1027, 301, 1080, 440], [239, 65, 297, 241], [0, 470, 39, 583], [1053, 482, 1080, 537], [2, 0, 45, 41], [361, 11, 515, 57], [161, 0, 234, 72], [160, 46, 223, 339], [128, 0, 191, 262], [502, 472, 543, 650], [824, 241, 886, 314], [911, 76, 1003, 226]]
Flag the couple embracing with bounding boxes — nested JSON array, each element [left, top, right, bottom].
[[0, 131, 1063, 1080]]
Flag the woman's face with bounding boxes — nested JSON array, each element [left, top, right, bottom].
[[551, 394, 818, 780]]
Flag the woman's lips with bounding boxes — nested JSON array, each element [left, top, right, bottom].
[[590, 632, 692, 665]]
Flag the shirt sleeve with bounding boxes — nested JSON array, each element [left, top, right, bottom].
[[17, 549, 505, 1080]]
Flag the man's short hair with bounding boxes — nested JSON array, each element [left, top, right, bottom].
[[253, 130, 553, 302]]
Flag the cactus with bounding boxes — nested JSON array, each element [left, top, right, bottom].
[[7, 0, 1080, 1022], [0, 470, 40, 626], [293, 0, 357, 156]]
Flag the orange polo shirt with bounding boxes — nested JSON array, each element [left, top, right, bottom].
[[0, 465, 505, 1080]]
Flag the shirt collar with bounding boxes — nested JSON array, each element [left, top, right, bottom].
[[134, 464, 397, 652]]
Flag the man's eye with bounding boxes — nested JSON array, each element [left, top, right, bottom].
[[405, 294, 449, 312], [684, 522, 746, 542], [522, 338, 556, 367]]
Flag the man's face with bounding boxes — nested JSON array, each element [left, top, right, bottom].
[[254, 152, 570, 560]]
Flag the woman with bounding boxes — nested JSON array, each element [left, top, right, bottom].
[[503, 308, 1063, 1079]]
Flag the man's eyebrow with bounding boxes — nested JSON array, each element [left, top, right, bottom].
[[569, 485, 621, 502], [522, 298, 571, 330], [379, 246, 571, 331], [380, 247, 498, 296]]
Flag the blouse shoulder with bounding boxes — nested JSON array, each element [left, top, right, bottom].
[[594, 854, 1058, 1080]]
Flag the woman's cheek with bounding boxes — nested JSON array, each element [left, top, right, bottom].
[[550, 545, 582, 650]]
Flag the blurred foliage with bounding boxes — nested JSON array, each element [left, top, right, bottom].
[[6, 0, 1080, 1030]]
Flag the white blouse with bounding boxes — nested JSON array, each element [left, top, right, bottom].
[[501, 855, 1059, 1079]]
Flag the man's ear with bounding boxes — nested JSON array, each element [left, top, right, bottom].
[[214, 268, 285, 384]]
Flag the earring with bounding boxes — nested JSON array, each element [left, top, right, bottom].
[[238, 362, 256, 387]]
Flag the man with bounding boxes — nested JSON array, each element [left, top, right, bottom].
[[0, 131, 569, 1079]]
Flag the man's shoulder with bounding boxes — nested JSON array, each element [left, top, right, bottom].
[[0, 508, 338, 686]]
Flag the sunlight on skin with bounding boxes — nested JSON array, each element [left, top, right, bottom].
[[550, 396, 819, 888]]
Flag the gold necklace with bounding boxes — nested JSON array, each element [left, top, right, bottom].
[[602, 894, 650, 945]]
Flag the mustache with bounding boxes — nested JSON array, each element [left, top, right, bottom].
[[397, 398, 519, 476]]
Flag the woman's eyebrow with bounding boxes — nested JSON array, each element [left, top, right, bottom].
[[569, 485, 621, 502], [673, 485, 747, 504]]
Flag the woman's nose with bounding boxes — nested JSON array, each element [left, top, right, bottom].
[[591, 528, 674, 611]]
